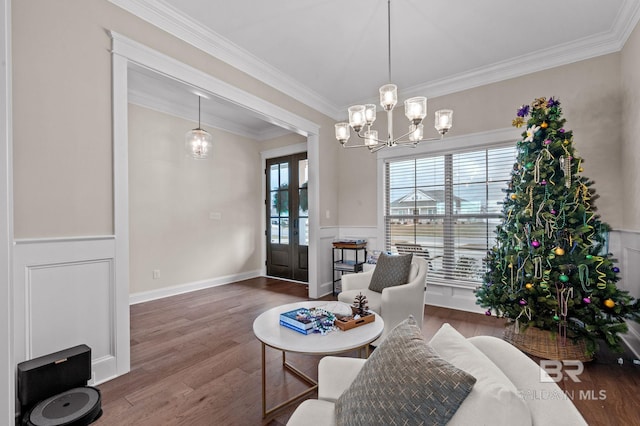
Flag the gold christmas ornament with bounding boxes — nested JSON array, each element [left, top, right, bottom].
[[604, 299, 615, 308], [510, 194, 517, 200], [525, 283, 533, 289], [540, 122, 548, 129], [554, 247, 565, 256]]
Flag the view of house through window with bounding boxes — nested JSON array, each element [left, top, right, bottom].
[[385, 145, 516, 287]]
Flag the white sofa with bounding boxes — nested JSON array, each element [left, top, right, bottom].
[[287, 322, 587, 426], [338, 256, 427, 345]]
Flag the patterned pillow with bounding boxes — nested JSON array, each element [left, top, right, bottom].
[[368, 252, 413, 293], [335, 317, 476, 426]]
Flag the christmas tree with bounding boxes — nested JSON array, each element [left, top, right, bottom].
[[475, 96, 640, 356]]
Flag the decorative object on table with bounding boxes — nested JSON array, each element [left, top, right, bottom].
[[279, 307, 336, 335], [334, 293, 376, 331], [352, 293, 369, 317], [476, 96, 640, 359], [319, 301, 353, 319]]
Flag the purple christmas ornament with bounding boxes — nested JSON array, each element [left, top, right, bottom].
[[519, 299, 527, 306], [613, 267, 620, 273], [550, 209, 557, 215], [544, 139, 551, 145], [540, 180, 547, 185], [485, 310, 491, 316], [583, 297, 591, 304], [531, 240, 541, 248]]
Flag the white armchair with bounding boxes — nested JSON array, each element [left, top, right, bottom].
[[337, 256, 428, 345]]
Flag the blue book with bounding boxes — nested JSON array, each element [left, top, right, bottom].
[[280, 308, 316, 330], [279, 320, 312, 335]]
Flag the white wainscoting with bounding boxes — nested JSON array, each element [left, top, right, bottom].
[[318, 226, 339, 297], [609, 230, 640, 358], [13, 236, 128, 384]]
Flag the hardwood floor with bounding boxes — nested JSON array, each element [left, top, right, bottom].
[[96, 277, 639, 426]]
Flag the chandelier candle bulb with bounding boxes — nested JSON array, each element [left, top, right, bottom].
[[335, 123, 350, 143], [409, 124, 424, 142], [379, 84, 398, 110], [435, 109, 453, 135], [364, 130, 378, 146], [364, 104, 377, 125], [404, 97, 427, 124], [348, 105, 366, 132]]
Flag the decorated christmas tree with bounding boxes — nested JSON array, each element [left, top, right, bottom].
[[475, 96, 640, 357]]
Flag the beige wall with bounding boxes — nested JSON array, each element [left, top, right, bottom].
[[621, 21, 640, 231], [338, 53, 625, 230], [12, 0, 339, 239], [128, 104, 262, 294]]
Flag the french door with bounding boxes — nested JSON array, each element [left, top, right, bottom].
[[266, 153, 309, 282]]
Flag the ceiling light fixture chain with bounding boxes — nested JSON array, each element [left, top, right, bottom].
[[335, 0, 454, 152]]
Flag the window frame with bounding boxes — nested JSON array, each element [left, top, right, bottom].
[[376, 127, 521, 289]]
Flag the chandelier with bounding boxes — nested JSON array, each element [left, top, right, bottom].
[[335, 0, 453, 152], [185, 96, 212, 159]]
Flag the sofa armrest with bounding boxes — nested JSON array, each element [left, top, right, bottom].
[[341, 269, 374, 292], [317, 356, 366, 402], [468, 336, 587, 426]]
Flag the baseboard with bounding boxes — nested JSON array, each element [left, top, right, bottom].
[[129, 269, 262, 305]]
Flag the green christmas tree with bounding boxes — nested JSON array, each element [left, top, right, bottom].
[[475, 96, 640, 356]]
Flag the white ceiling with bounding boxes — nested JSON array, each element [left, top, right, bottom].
[[120, 0, 640, 139]]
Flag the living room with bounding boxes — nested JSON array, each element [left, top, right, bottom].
[[2, 0, 640, 425]]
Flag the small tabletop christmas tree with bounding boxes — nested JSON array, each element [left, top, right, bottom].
[[475, 96, 639, 356]]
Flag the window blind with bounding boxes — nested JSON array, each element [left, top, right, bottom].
[[384, 145, 516, 287]]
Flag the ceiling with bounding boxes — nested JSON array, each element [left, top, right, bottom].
[[120, 0, 640, 139]]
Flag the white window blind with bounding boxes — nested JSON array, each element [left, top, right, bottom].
[[384, 145, 516, 287]]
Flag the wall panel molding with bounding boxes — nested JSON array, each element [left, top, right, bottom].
[[13, 237, 127, 384], [610, 230, 640, 358]]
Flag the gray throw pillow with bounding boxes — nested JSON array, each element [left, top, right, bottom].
[[368, 252, 413, 293], [335, 317, 476, 426]]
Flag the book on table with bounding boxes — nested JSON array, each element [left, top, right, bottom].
[[279, 307, 329, 332], [280, 308, 317, 330], [279, 320, 312, 335]]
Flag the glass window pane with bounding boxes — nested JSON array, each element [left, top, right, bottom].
[[298, 217, 309, 246], [298, 159, 308, 187], [270, 218, 279, 243], [453, 182, 486, 214], [416, 156, 445, 187], [269, 165, 280, 190], [270, 191, 279, 216], [280, 218, 289, 244], [389, 159, 415, 189], [299, 188, 308, 216], [453, 151, 486, 184], [279, 163, 289, 187], [415, 186, 446, 215]]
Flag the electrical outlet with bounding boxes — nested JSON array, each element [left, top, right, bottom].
[[153, 269, 161, 279]]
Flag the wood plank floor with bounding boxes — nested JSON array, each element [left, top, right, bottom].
[[95, 277, 640, 425]]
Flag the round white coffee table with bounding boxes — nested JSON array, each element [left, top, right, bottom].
[[253, 301, 383, 418]]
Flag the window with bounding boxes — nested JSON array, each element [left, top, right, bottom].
[[384, 146, 516, 287]]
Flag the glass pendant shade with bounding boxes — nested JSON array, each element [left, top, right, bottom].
[[348, 105, 366, 132], [434, 109, 454, 135], [364, 129, 378, 146], [404, 97, 427, 124], [185, 128, 212, 159], [335, 122, 350, 144], [364, 104, 377, 125], [409, 124, 424, 142], [379, 84, 397, 111]]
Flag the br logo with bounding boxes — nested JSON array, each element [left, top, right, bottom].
[[540, 360, 584, 383]]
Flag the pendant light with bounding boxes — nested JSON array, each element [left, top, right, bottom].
[[185, 96, 212, 159]]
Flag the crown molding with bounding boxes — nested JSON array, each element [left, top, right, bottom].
[[111, 0, 640, 120], [128, 88, 290, 141], [108, 0, 340, 119]]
